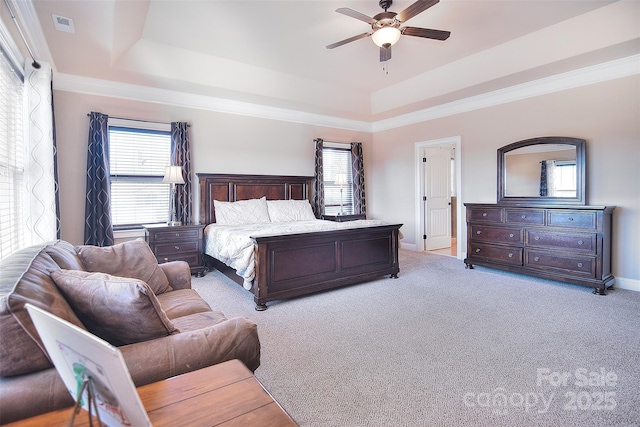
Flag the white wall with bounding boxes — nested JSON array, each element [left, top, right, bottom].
[[53, 91, 372, 244], [54, 74, 639, 287], [369, 75, 640, 285]]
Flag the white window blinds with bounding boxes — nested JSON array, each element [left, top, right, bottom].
[[323, 147, 353, 215], [0, 48, 25, 259], [108, 126, 171, 228]]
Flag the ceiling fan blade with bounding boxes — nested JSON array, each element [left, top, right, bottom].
[[336, 7, 377, 25], [380, 45, 391, 62], [326, 32, 371, 49], [396, 0, 439, 23], [402, 26, 451, 41]]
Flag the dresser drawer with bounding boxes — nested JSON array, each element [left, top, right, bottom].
[[471, 225, 523, 244], [525, 250, 595, 277], [151, 228, 201, 242], [469, 243, 523, 265], [153, 241, 200, 256], [526, 230, 596, 253], [547, 211, 597, 230], [505, 209, 545, 225], [468, 207, 503, 223]]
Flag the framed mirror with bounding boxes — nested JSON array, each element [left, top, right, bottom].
[[497, 136, 586, 205]]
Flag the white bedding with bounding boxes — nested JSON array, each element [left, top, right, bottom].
[[204, 219, 391, 290]]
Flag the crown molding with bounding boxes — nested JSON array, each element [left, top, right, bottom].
[[53, 73, 372, 133], [11, 0, 56, 71], [53, 54, 638, 134], [372, 54, 640, 133]]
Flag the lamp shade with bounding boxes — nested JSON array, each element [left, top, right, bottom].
[[162, 166, 185, 184], [371, 27, 401, 48], [334, 173, 348, 186]]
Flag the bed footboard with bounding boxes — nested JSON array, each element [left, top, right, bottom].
[[251, 224, 401, 310]]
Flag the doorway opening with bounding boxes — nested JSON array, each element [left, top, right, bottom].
[[414, 136, 462, 258]]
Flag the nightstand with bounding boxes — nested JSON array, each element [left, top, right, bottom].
[[322, 214, 366, 222], [143, 224, 205, 276]]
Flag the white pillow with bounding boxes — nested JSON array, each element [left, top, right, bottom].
[[214, 197, 271, 225], [267, 199, 317, 222]]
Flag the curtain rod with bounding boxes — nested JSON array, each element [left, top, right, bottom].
[[86, 114, 189, 127], [321, 140, 355, 145], [3, 0, 40, 69]]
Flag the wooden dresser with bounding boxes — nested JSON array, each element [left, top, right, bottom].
[[144, 224, 205, 276], [464, 204, 615, 294]]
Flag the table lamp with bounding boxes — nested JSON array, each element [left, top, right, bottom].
[[163, 166, 185, 226], [334, 173, 348, 216]]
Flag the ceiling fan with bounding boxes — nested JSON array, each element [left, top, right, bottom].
[[326, 0, 450, 62]]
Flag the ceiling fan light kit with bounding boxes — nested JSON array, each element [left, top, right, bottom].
[[372, 26, 401, 48], [327, 0, 450, 62]]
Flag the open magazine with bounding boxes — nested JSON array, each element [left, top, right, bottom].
[[25, 304, 151, 426]]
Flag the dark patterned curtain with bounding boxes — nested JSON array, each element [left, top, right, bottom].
[[171, 122, 193, 225], [84, 112, 114, 246], [539, 161, 548, 196], [350, 142, 366, 215], [313, 138, 324, 217], [51, 72, 61, 239]]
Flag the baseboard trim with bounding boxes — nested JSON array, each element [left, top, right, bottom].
[[400, 242, 417, 251], [613, 277, 640, 292]]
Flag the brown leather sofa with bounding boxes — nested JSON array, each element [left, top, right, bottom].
[[0, 240, 260, 424]]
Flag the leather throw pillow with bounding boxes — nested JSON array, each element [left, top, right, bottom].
[[76, 239, 172, 294], [51, 269, 179, 346]]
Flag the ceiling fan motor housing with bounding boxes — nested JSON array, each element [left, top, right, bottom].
[[372, 11, 400, 31]]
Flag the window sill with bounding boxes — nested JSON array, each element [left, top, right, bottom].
[[113, 228, 145, 240]]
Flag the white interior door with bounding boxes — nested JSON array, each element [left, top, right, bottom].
[[423, 147, 452, 250]]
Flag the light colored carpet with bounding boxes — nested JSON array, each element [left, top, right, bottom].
[[192, 250, 640, 427]]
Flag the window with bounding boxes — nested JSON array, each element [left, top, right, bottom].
[[554, 161, 577, 197], [108, 123, 171, 229], [0, 47, 25, 259], [323, 147, 353, 215]]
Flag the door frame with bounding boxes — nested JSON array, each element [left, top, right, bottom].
[[414, 136, 463, 258]]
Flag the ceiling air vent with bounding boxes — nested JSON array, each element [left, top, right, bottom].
[[52, 14, 74, 33]]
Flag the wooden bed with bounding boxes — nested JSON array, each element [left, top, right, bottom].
[[198, 173, 401, 310]]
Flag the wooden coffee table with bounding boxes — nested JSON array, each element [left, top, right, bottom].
[[7, 359, 298, 426]]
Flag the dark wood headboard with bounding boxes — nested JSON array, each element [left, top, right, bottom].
[[198, 173, 315, 224]]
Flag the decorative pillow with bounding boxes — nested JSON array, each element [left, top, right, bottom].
[[214, 197, 271, 225], [50, 270, 179, 346], [267, 199, 317, 222], [76, 239, 172, 294]]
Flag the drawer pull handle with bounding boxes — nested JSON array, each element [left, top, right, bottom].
[[578, 262, 583, 268], [534, 256, 540, 262], [482, 212, 488, 217], [508, 253, 513, 258], [475, 248, 481, 253], [476, 230, 482, 235], [534, 236, 540, 241], [578, 240, 584, 245], [521, 214, 526, 219], [174, 246, 180, 250], [509, 233, 514, 238], [175, 233, 181, 237], [568, 217, 574, 221]]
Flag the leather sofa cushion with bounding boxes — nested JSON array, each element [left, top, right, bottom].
[[156, 288, 212, 319], [51, 270, 179, 346], [43, 240, 85, 271], [0, 244, 86, 377], [76, 240, 172, 294], [171, 310, 228, 332]]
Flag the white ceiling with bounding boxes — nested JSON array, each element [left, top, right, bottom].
[[24, 0, 640, 121]]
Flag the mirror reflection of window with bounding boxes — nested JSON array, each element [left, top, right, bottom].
[[505, 146, 577, 197], [554, 161, 577, 197]]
